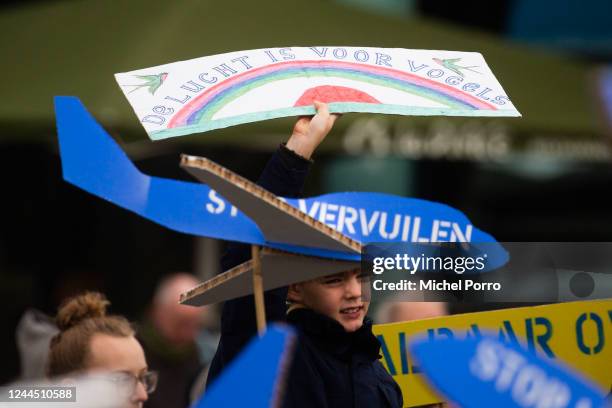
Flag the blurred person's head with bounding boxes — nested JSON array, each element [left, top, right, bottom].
[[288, 269, 370, 333], [16, 309, 59, 380], [150, 273, 202, 347], [47, 292, 155, 408], [376, 300, 448, 324]]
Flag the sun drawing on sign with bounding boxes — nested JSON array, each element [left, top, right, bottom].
[[294, 85, 381, 106]]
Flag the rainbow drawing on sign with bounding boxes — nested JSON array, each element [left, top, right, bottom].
[[166, 60, 496, 130]]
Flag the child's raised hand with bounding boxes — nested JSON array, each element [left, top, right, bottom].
[[286, 101, 340, 159]]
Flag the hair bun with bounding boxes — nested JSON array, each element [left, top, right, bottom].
[[56, 292, 110, 331]]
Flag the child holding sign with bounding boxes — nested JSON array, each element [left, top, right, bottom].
[[206, 102, 403, 407]]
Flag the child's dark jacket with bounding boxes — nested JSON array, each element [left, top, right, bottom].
[[206, 145, 403, 408]]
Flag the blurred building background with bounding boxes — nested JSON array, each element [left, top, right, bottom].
[[1, 0, 611, 383]]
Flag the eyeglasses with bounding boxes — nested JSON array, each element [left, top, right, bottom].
[[105, 370, 159, 397]]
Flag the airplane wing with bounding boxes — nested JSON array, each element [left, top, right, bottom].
[[180, 247, 359, 306]]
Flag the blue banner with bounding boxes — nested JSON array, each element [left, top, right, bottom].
[[410, 334, 606, 408], [55, 96, 505, 261]]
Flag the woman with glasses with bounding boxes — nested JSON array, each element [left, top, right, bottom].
[[47, 291, 158, 408]]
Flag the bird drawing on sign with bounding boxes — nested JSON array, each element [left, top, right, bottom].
[[124, 72, 168, 94], [433, 58, 481, 77]]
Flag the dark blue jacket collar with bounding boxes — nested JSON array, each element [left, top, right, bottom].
[[286, 308, 381, 362]]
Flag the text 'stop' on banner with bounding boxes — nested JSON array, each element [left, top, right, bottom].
[[410, 334, 607, 408], [115, 47, 521, 140]]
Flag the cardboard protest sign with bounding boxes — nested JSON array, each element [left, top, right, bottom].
[[193, 324, 295, 408], [373, 299, 612, 407], [54, 96, 502, 261], [410, 335, 607, 408], [114, 47, 521, 140]]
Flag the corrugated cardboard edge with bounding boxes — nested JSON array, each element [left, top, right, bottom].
[[179, 247, 360, 305], [180, 154, 362, 254]]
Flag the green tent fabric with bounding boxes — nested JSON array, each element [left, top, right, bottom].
[[0, 0, 605, 148]]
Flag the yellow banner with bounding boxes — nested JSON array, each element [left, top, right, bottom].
[[372, 299, 612, 407]]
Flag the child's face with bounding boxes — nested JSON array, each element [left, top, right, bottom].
[[289, 270, 370, 332]]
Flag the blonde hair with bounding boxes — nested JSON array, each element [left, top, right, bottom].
[[47, 292, 134, 377]]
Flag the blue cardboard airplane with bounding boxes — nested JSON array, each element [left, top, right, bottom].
[[54, 96, 507, 305]]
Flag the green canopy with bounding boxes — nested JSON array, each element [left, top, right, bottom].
[[0, 0, 606, 151]]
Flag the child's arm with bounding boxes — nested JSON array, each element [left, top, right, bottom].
[[206, 102, 338, 386]]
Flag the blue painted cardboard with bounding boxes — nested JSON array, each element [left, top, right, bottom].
[[54, 96, 506, 265], [192, 325, 296, 408], [410, 334, 606, 408]]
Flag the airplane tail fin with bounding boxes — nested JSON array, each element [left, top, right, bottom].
[[54, 96, 150, 213]]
